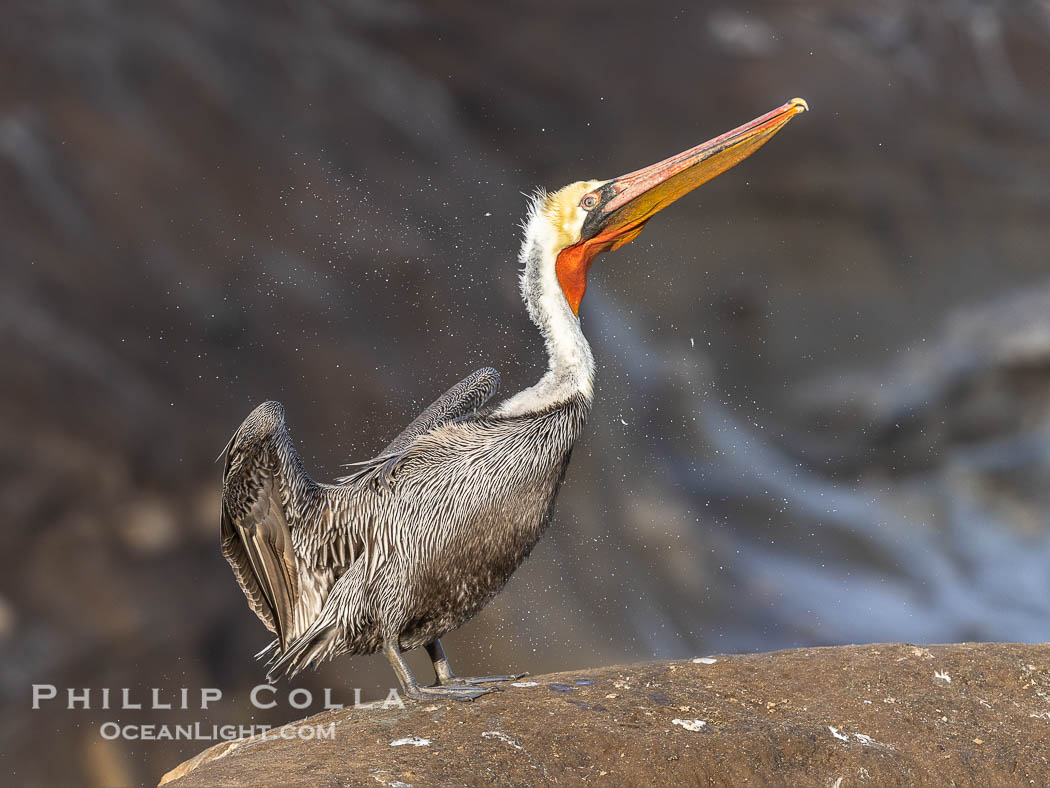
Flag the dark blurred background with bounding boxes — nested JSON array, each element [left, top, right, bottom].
[[3, 1, 1050, 785]]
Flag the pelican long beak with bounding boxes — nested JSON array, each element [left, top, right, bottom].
[[555, 98, 808, 315], [584, 98, 808, 246]]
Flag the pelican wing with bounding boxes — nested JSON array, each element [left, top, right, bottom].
[[220, 402, 308, 649], [382, 366, 500, 453], [338, 366, 500, 490]]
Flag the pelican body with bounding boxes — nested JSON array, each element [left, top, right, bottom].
[[221, 99, 807, 699]]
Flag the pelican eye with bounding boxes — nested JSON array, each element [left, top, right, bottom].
[[580, 193, 599, 210]]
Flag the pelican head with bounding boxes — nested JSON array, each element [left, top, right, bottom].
[[529, 98, 808, 315]]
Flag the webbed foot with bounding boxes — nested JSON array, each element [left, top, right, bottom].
[[404, 683, 492, 701], [440, 672, 527, 687]]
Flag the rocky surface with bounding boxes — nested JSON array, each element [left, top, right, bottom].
[[6, 3, 1050, 785], [161, 643, 1050, 787]]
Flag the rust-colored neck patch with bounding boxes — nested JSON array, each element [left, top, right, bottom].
[[555, 242, 596, 316], [554, 223, 647, 315]]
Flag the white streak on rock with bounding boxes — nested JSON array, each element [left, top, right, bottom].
[[672, 718, 707, 732], [482, 731, 524, 750]]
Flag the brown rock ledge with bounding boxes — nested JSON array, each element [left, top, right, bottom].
[[160, 643, 1050, 787]]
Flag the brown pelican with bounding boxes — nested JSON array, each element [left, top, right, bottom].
[[221, 98, 808, 700]]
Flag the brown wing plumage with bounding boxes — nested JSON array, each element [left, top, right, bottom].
[[222, 473, 299, 649], [337, 366, 500, 490], [383, 367, 500, 454], [220, 401, 307, 650], [221, 370, 500, 653]]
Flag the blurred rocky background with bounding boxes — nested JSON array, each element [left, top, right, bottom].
[[2, 1, 1049, 785]]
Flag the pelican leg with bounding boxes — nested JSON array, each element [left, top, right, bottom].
[[425, 639, 527, 687], [384, 637, 491, 701]]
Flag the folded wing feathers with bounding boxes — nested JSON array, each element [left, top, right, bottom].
[[336, 367, 500, 491]]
